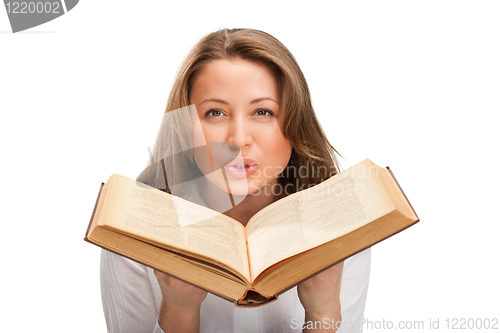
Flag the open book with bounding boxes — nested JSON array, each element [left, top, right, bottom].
[[84, 159, 418, 307]]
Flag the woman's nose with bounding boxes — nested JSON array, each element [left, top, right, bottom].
[[227, 116, 253, 149]]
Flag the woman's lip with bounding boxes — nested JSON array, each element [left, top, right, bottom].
[[223, 163, 258, 178], [222, 157, 259, 178], [223, 157, 258, 167]]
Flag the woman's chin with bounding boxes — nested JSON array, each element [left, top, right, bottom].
[[225, 183, 251, 197], [214, 182, 262, 198], [201, 175, 271, 198]]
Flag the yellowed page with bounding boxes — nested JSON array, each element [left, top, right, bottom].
[[246, 159, 393, 280], [102, 174, 250, 281]]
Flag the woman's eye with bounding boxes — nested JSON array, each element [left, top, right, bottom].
[[254, 108, 274, 117], [204, 109, 224, 118]]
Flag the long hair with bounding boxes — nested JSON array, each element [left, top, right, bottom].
[[138, 28, 341, 195]]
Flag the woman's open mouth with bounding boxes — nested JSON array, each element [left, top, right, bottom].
[[223, 158, 258, 178]]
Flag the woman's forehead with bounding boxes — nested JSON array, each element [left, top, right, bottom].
[[190, 59, 280, 104]]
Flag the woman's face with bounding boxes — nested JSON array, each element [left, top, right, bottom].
[[191, 58, 292, 197]]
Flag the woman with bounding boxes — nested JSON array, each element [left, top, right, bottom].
[[101, 28, 370, 333]]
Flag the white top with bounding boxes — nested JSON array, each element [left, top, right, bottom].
[[100, 247, 371, 333]]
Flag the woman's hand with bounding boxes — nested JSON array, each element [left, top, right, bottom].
[[297, 261, 344, 332], [154, 269, 208, 333]]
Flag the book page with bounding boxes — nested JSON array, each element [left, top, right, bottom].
[[246, 160, 392, 279], [102, 174, 250, 280]]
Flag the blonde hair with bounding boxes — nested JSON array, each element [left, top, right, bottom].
[[138, 28, 341, 195]]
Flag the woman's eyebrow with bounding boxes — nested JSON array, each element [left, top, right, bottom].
[[199, 98, 228, 106], [250, 97, 280, 105], [198, 97, 280, 106]]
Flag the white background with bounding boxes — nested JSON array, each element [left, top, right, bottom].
[[1, 1, 499, 332]]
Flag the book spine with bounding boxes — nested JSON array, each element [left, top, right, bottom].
[[385, 166, 419, 221], [235, 288, 278, 308], [83, 182, 105, 240]]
